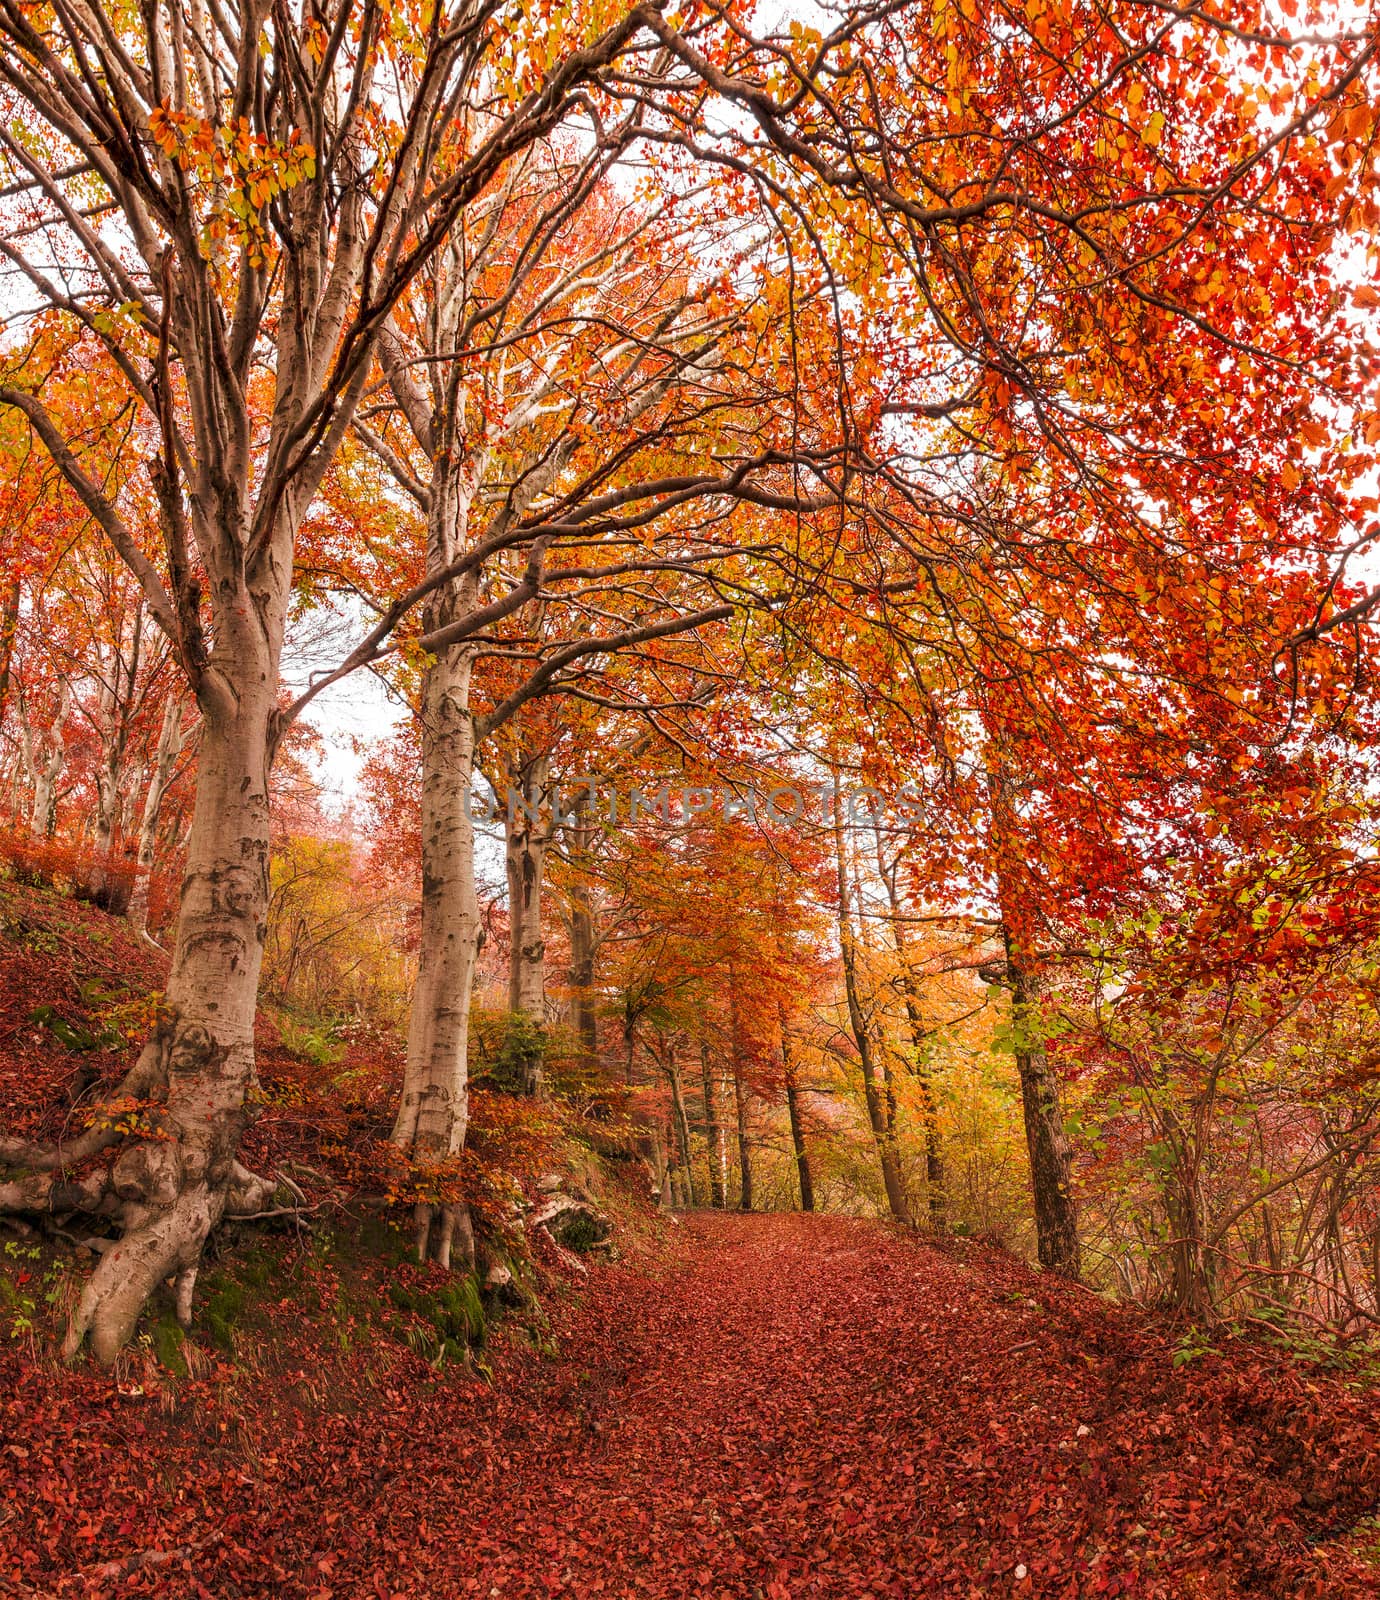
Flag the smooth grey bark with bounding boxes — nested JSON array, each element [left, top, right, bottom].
[[503, 745, 552, 1096], [392, 620, 481, 1270], [61, 604, 284, 1363]]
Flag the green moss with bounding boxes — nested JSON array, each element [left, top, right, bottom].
[[203, 1277, 249, 1353], [388, 1273, 487, 1350], [352, 1214, 414, 1266], [559, 1209, 610, 1253], [151, 1317, 188, 1376], [198, 1237, 300, 1353]]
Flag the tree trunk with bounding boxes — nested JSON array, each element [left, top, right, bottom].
[[782, 1024, 815, 1213], [128, 694, 186, 938], [873, 833, 946, 1227], [504, 750, 549, 1096], [391, 635, 480, 1268], [13, 688, 36, 823], [567, 859, 599, 1078], [29, 680, 69, 840], [89, 683, 122, 901], [668, 1047, 697, 1207], [985, 745, 1081, 1279], [700, 1042, 727, 1209], [1005, 935, 1081, 1278], [88, 604, 141, 905], [61, 652, 278, 1363], [900, 983, 946, 1229], [732, 1058, 753, 1213], [651, 1126, 673, 1210], [833, 788, 911, 1225], [0, 577, 20, 733]]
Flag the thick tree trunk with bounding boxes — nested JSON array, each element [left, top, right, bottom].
[[1005, 935, 1081, 1278], [391, 636, 480, 1268], [782, 1026, 815, 1213], [127, 694, 186, 938], [833, 791, 911, 1225], [61, 658, 277, 1363], [700, 1042, 727, 1209]]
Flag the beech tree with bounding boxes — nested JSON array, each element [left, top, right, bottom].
[[305, 154, 852, 1258], [0, 0, 704, 1356]]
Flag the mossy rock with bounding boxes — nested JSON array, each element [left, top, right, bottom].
[[557, 1208, 612, 1253]]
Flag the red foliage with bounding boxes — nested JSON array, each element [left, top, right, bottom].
[[1, 1215, 1376, 1598], [0, 878, 167, 1141], [0, 831, 181, 930]]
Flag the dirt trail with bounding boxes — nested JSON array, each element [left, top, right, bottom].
[[370, 1213, 1380, 1598], [4, 1212, 1378, 1598]]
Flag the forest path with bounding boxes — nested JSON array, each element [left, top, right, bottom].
[[8, 1212, 1379, 1599], [367, 1211, 1377, 1599]]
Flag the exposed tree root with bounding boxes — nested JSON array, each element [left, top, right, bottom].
[[0, 1123, 310, 1363], [413, 1199, 475, 1269], [0, 995, 323, 1362]]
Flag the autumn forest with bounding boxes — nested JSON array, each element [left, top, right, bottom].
[[1, 0, 1379, 1592]]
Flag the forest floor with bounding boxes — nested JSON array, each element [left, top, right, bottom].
[[0, 882, 1379, 1597], [3, 1210, 1380, 1599]]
